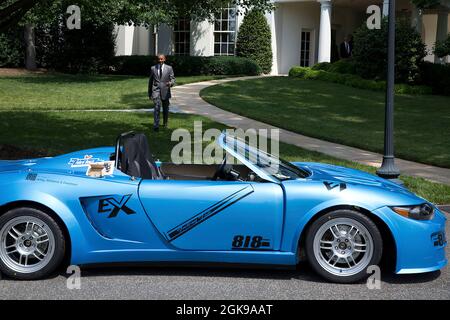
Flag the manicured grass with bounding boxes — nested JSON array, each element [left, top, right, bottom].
[[1, 111, 449, 204], [0, 73, 227, 111], [200, 77, 450, 168]]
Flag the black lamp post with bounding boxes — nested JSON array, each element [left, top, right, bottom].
[[376, 0, 400, 181]]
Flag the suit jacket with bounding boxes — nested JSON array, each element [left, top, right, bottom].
[[148, 64, 176, 100], [340, 41, 352, 59]]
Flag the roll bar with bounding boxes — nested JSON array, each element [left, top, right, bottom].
[[114, 131, 136, 170]]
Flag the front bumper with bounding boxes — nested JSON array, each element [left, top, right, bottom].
[[373, 206, 447, 274]]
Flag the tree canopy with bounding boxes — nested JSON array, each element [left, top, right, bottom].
[[1, 0, 275, 32]]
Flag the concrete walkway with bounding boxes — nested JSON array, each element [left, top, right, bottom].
[[171, 76, 450, 186]]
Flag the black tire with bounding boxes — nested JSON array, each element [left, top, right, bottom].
[[0, 207, 66, 280], [305, 210, 383, 284]]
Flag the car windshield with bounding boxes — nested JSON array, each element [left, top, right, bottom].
[[221, 134, 310, 181]]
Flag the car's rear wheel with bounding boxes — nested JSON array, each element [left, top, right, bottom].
[[305, 210, 383, 283], [0, 208, 65, 280]]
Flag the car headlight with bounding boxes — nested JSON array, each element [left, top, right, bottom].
[[390, 203, 435, 220]]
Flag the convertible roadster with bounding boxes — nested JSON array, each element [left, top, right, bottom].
[[0, 132, 446, 283]]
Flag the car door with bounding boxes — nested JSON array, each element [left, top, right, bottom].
[[138, 179, 284, 251]]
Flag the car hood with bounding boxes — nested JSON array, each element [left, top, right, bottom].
[[293, 162, 416, 196]]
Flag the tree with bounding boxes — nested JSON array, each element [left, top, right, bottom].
[[1, 0, 275, 69], [1, 0, 275, 32], [352, 18, 426, 83], [236, 9, 272, 73], [0, 0, 40, 32]]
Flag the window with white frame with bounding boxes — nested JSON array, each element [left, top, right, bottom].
[[214, 6, 237, 56], [173, 18, 191, 55], [300, 30, 312, 67]]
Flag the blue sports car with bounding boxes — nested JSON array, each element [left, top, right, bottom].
[[0, 132, 446, 283]]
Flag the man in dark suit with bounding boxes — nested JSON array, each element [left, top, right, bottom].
[[339, 35, 353, 59], [148, 54, 176, 132]]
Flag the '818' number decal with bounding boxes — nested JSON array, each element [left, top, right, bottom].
[[232, 235, 270, 250]]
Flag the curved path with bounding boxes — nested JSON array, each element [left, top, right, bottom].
[[171, 76, 450, 186]]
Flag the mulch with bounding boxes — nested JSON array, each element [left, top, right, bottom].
[[0, 68, 48, 76]]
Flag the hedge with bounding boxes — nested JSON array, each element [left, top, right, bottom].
[[311, 60, 357, 75], [289, 66, 432, 95], [110, 55, 262, 76], [419, 62, 450, 96]]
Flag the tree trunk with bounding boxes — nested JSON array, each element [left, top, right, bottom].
[[24, 24, 37, 70]]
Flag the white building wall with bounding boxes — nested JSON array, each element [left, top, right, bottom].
[[276, 1, 321, 74], [115, 25, 134, 56], [115, 25, 152, 56], [191, 20, 214, 56]]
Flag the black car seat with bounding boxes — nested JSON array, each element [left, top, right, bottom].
[[120, 133, 163, 179]]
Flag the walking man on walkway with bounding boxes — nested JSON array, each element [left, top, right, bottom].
[[148, 54, 176, 131]]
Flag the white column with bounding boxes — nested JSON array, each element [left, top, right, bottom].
[[435, 7, 449, 63], [265, 8, 278, 74], [317, 0, 332, 63], [382, 0, 389, 17]]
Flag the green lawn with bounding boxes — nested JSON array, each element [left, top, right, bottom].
[[0, 110, 449, 204], [200, 77, 450, 168], [0, 73, 227, 111]]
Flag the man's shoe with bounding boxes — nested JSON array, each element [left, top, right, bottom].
[[153, 127, 159, 132], [163, 123, 167, 128]]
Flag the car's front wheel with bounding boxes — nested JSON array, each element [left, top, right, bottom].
[[0, 208, 66, 280], [305, 210, 383, 283]]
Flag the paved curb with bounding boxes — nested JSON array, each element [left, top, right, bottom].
[[171, 76, 450, 186]]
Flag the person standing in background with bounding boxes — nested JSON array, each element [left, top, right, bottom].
[[340, 35, 353, 59], [148, 54, 176, 132]]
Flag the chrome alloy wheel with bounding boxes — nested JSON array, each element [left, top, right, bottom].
[[313, 217, 374, 277], [0, 216, 55, 274]]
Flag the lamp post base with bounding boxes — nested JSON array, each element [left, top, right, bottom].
[[376, 156, 400, 180]]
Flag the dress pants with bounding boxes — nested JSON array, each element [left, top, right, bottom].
[[153, 97, 170, 129]]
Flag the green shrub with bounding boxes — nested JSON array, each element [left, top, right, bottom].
[[434, 34, 450, 58], [0, 28, 24, 67], [236, 9, 273, 74], [311, 62, 331, 71], [289, 66, 432, 95], [311, 60, 357, 74], [207, 56, 261, 75], [327, 59, 357, 74], [111, 55, 261, 76], [419, 62, 450, 95], [353, 18, 426, 83]]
